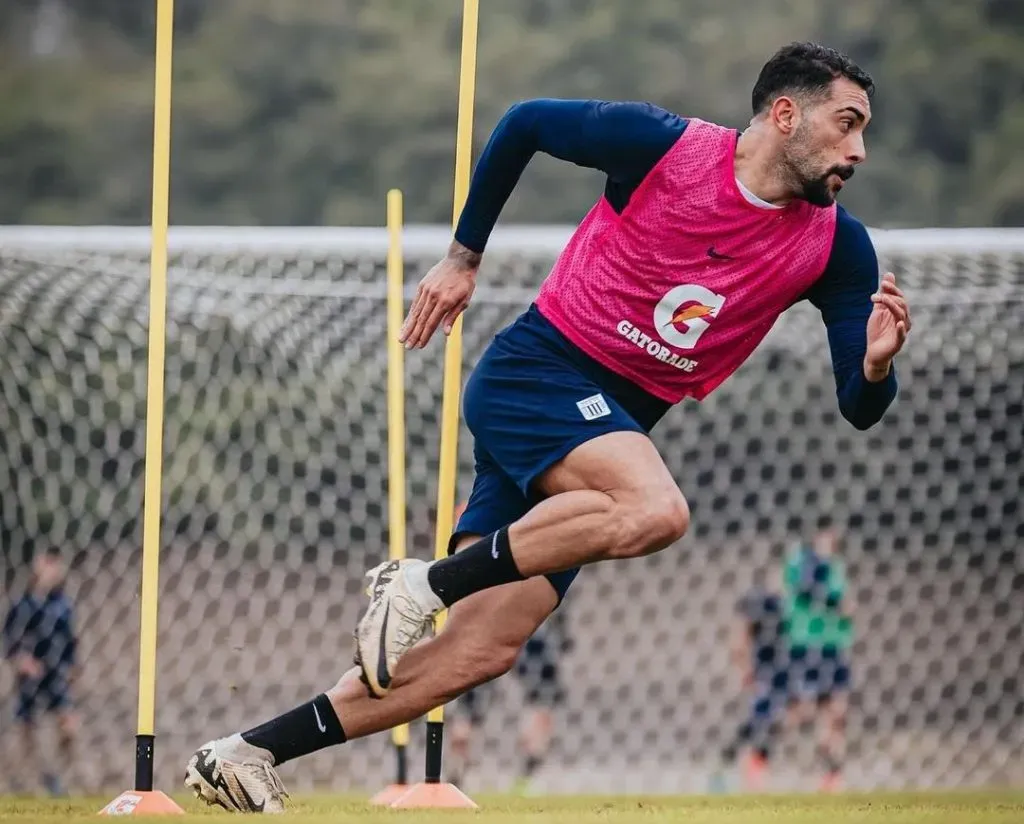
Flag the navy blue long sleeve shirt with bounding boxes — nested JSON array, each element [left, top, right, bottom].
[[454, 99, 898, 430]]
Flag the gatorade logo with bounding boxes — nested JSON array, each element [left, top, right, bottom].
[[616, 284, 727, 372], [653, 284, 727, 350]]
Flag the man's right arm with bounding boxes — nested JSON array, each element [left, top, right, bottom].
[[453, 98, 687, 255], [399, 99, 687, 349]]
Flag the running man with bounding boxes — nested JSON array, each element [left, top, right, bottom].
[[185, 42, 910, 812]]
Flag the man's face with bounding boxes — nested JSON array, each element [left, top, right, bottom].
[[783, 77, 871, 207], [813, 528, 841, 557]]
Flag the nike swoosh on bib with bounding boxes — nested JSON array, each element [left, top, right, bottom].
[[706, 246, 735, 260]]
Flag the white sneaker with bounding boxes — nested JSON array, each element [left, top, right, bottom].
[[185, 735, 288, 813], [355, 559, 442, 697]]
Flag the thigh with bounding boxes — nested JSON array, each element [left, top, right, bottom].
[[816, 653, 851, 708], [41, 674, 71, 714], [463, 323, 648, 500], [533, 429, 678, 502]]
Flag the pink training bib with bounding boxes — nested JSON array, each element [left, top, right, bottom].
[[535, 118, 838, 404]]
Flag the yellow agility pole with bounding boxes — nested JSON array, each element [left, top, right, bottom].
[[386, 190, 410, 769], [389, 0, 479, 809], [426, 0, 479, 780], [386, 189, 411, 771], [368, 190, 411, 807], [136, 0, 175, 792], [100, 2, 181, 814]]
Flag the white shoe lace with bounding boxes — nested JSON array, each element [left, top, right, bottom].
[[260, 761, 288, 800], [390, 594, 433, 659]]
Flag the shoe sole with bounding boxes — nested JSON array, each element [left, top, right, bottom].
[[356, 599, 390, 698], [356, 562, 406, 698], [184, 754, 232, 811]]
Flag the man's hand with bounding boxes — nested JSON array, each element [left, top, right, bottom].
[[15, 652, 43, 679], [399, 241, 481, 349], [864, 272, 911, 381]]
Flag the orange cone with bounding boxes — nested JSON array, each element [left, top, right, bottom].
[[389, 782, 477, 809], [99, 790, 185, 815], [369, 784, 409, 806]]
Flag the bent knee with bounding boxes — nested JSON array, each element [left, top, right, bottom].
[[609, 489, 690, 560]]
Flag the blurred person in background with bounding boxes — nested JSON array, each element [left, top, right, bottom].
[[447, 500, 573, 795], [3, 547, 79, 797], [711, 567, 788, 793], [781, 523, 853, 792], [448, 610, 571, 795]]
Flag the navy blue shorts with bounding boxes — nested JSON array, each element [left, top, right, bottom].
[[788, 646, 851, 702], [453, 305, 669, 603], [748, 666, 791, 722], [15, 674, 71, 722]]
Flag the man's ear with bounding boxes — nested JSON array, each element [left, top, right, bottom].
[[769, 95, 799, 135]]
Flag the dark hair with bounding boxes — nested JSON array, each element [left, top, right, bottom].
[[752, 42, 874, 115]]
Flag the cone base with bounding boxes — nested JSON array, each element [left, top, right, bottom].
[[369, 784, 409, 806], [99, 790, 185, 816], [390, 782, 478, 809]]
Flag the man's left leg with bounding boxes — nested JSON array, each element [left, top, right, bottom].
[[716, 671, 786, 793], [42, 685, 77, 797], [815, 655, 850, 792], [186, 573, 560, 812], [513, 636, 562, 793], [13, 681, 40, 794], [446, 689, 484, 788]]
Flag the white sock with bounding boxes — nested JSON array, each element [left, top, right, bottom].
[[404, 560, 445, 614], [221, 733, 274, 764]]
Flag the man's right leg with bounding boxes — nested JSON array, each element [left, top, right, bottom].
[[359, 431, 689, 695], [185, 571, 558, 812]]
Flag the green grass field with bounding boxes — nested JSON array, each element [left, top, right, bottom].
[[3, 792, 1024, 824]]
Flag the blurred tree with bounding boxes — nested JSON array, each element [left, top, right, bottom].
[[0, 0, 1021, 228]]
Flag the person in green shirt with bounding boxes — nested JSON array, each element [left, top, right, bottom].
[[781, 524, 853, 792]]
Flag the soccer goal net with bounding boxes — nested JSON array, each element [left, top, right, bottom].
[[1, 225, 1022, 795]]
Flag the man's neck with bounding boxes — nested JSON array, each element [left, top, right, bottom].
[[734, 125, 796, 207]]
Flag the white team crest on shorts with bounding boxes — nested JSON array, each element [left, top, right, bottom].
[[577, 393, 611, 421]]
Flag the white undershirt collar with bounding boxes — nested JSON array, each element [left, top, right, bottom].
[[736, 177, 784, 210]]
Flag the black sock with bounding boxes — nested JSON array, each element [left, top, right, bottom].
[[241, 694, 346, 766], [427, 527, 524, 607], [523, 754, 542, 777]]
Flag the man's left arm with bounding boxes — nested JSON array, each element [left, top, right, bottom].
[[805, 211, 910, 431]]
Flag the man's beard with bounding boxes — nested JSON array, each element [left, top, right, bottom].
[[799, 164, 854, 207]]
